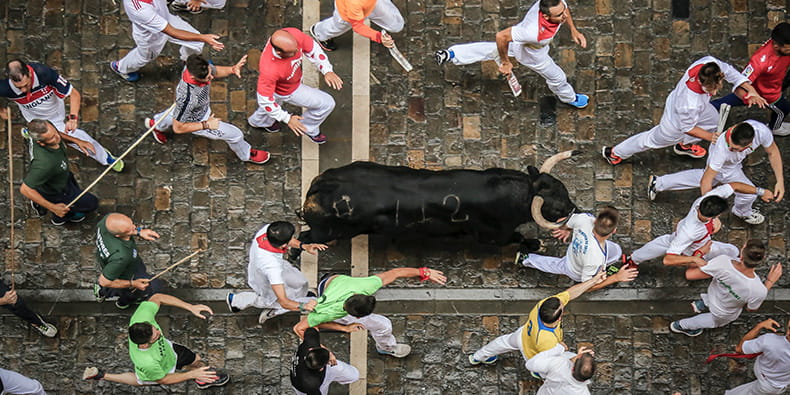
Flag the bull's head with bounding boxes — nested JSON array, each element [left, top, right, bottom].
[[528, 150, 580, 229]]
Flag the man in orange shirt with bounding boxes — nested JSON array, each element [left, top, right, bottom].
[[309, 0, 402, 52]]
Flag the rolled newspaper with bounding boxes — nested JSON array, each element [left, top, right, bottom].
[[382, 30, 412, 72], [495, 57, 522, 97]]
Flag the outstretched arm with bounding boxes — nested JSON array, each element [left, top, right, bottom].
[[566, 270, 606, 300], [148, 293, 213, 319], [735, 319, 779, 353], [375, 267, 446, 286], [765, 143, 784, 202]]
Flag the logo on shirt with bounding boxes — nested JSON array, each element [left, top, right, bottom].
[[743, 64, 754, 78], [132, 249, 138, 258], [768, 65, 774, 72], [59, 160, 67, 170], [19, 91, 54, 110], [760, 54, 767, 62], [287, 58, 302, 81]]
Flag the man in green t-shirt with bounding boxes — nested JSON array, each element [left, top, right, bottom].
[[293, 267, 447, 358], [82, 293, 230, 389], [19, 119, 98, 225], [94, 213, 164, 309]]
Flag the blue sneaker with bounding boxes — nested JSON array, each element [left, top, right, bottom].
[[691, 299, 708, 314], [530, 371, 543, 380], [226, 292, 240, 313], [68, 212, 87, 223], [670, 321, 703, 337], [566, 93, 589, 109], [110, 61, 140, 82], [469, 354, 498, 365]]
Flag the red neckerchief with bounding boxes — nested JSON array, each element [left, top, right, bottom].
[[705, 351, 762, 364], [182, 69, 210, 87], [256, 233, 286, 253], [685, 63, 707, 94]]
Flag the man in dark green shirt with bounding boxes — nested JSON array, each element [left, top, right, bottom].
[[95, 212, 164, 309], [19, 119, 97, 225]]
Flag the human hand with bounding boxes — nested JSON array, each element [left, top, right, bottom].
[[498, 61, 513, 76], [66, 118, 78, 132], [231, 55, 247, 78], [758, 318, 781, 332], [576, 346, 594, 357], [696, 240, 713, 257], [191, 366, 218, 383], [328, 351, 337, 366], [139, 228, 160, 241], [745, 93, 767, 109], [551, 228, 571, 243], [759, 188, 775, 203], [425, 268, 447, 285], [132, 278, 151, 291], [206, 114, 221, 130], [0, 290, 18, 306], [560, 341, 569, 351], [324, 72, 343, 90], [571, 30, 587, 48], [591, 269, 606, 285], [202, 34, 225, 51], [303, 243, 329, 255], [767, 263, 782, 284], [287, 115, 308, 136], [189, 304, 214, 319], [380, 31, 395, 48], [772, 183, 784, 202], [51, 203, 70, 218], [303, 299, 317, 312], [187, 0, 206, 12], [614, 266, 638, 282], [73, 138, 96, 156], [344, 323, 365, 333]]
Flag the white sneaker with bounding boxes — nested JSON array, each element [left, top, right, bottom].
[[647, 175, 658, 201], [258, 308, 277, 324], [32, 318, 57, 338], [774, 122, 790, 136], [739, 210, 765, 225], [377, 343, 411, 358]]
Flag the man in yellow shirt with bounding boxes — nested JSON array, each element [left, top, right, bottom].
[[468, 270, 605, 369]]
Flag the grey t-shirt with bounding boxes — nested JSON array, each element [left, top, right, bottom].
[[173, 65, 217, 124]]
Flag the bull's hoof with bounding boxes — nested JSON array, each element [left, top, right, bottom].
[[520, 239, 543, 253]]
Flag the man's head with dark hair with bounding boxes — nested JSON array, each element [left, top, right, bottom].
[[729, 122, 755, 149], [129, 322, 155, 345], [698, 195, 729, 219], [538, 297, 563, 324], [771, 22, 790, 48], [185, 54, 211, 80], [267, 221, 296, 247], [593, 206, 619, 238], [7, 59, 32, 93], [343, 294, 376, 318], [741, 239, 766, 268], [304, 348, 330, 370], [538, 0, 567, 24], [571, 352, 596, 382], [698, 62, 724, 94]]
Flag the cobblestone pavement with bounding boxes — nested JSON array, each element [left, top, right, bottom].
[[1, 0, 789, 394]]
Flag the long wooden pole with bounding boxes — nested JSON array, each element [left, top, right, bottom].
[[67, 102, 177, 208], [150, 249, 204, 281], [6, 113, 15, 289]]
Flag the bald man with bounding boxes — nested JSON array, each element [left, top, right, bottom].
[[248, 28, 341, 144], [94, 213, 165, 309]]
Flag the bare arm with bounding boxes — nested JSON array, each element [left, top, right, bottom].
[[172, 115, 220, 134], [162, 24, 224, 51], [98, 273, 151, 291], [735, 319, 779, 353], [563, 6, 587, 48], [495, 28, 513, 75], [699, 167, 718, 195], [685, 267, 712, 281], [148, 293, 213, 319], [663, 253, 706, 267], [765, 143, 784, 202], [685, 126, 717, 142], [566, 270, 606, 300], [67, 88, 81, 119], [589, 267, 638, 291], [272, 284, 315, 312], [212, 55, 247, 79], [375, 267, 446, 286], [20, 183, 69, 217], [157, 367, 216, 385]]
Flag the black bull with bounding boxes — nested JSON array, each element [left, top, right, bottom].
[[298, 151, 580, 248]]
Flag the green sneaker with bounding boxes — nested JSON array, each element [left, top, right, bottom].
[[21, 127, 30, 140], [93, 284, 105, 303], [106, 151, 125, 172]]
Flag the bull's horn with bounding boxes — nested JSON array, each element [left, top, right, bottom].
[[539, 150, 581, 174], [531, 196, 562, 230]]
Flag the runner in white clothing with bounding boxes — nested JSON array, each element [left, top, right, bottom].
[[648, 120, 784, 225], [435, 0, 589, 108], [226, 221, 327, 324], [0, 368, 46, 395], [516, 207, 638, 288], [524, 344, 595, 395], [726, 318, 790, 394], [629, 183, 771, 266], [110, 0, 225, 82], [603, 56, 766, 164], [669, 239, 782, 337]]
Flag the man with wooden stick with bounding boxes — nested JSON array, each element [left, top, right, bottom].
[[19, 119, 99, 225], [0, 278, 57, 337], [94, 213, 165, 310]]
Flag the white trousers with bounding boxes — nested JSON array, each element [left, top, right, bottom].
[[154, 107, 252, 161], [118, 14, 204, 73], [523, 240, 622, 282], [312, 0, 404, 40], [678, 311, 741, 330], [725, 377, 787, 395], [335, 314, 397, 351], [62, 128, 112, 165], [231, 291, 314, 318], [472, 326, 528, 367], [655, 168, 757, 217], [292, 359, 360, 395], [612, 99, 718, 159], [249, 85, 335, 137], [631, 234, 739, 264], [447, 42, 576, 103], [0, 368, 46, 395], [172, 0, 226, 8]]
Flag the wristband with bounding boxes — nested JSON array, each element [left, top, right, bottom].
[[202, 121, 209, 130], [693, 250, 703, 258], [743, 93, 751, 100], [756, 187, 765, 196], [136, 226, 142, 236], [298, 302, 306, 312], [298, 241, 304, 251], [68, 114, 78, 121], [419, 267, 430, 281]]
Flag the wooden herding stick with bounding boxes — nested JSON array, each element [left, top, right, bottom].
[[150, 249, 204, 281], [6, 111, 15, 288]]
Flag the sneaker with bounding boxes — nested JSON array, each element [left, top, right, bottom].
[[691, 299, 708, 314], [21, 127, 30, 140], [262, 122, 281, 133], [258, 308, 277, 324], [82, 367, 104, 380], [774, 122, 790, 136], [249, 149, 271, 164], [226, 292, 240, 313], [530, 371, 544, 380], [376, 343, 411, 358], [647, 175, 658, 201], [738, 210, 765, 225], [110, 61, 140, 82], [68, 212, 87, 223], [195, 370, 230, 389], [468, 354, 498, 365], [602, 146, 623, 165], [565, 93, 589, 109], [30, 200, 47, 217], [31, 317, 57, 338], [673, 143, 706, 158], [106, 151, 124, 172], [514, 251, 529, 266], [309, 24, 337, 52], [146, 117, 168, 144], [670, 321, 703, 337], [434, 49, 452, 65], [93, 284, 106, 303], [308, 133, 327, 144], [169, 0, 203, 13], [115, 301, 132, 310], [51, 217, 66, 226]]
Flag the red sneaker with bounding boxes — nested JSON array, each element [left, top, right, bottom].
[[308, 133, 327, 144], [673, 143, 706, 158], [601, 146, 622, 165], [146, 117, 167, 144], [249, 149, 271, 164]]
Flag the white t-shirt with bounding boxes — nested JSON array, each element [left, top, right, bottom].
[[667, 184, 734, 256], [700, 255, 766, 317], [742, 333, 790, 388], [707, 120, 774, 177], [565, 213, 607, 282], [525, 344, 591, 395], [510, 0, 566, 48], [247, 224, 309, 307], [123, 0, 170, 33]]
